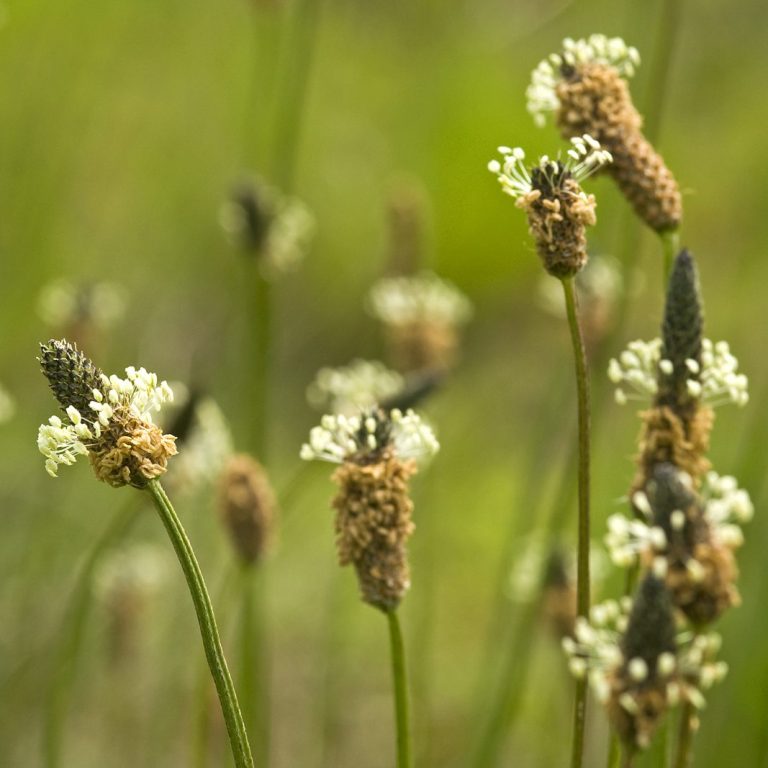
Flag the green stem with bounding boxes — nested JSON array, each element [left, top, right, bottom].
[[43, 497, 140, 768], [673, 702, 695, 768], [661, 229, 680, 286], [248, 266, 272, 461], [271, 0, 323, 192], [240, 565, 269, 767], [607, 733, 621, 768], [146, 480, 254, 768], [193, 565, 238, 768], [386, 609, 413, 768], [621, 745, 636, 768], [562, 276, 592, 768]]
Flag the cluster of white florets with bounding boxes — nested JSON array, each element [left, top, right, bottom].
[[487, 135, 612, 201], [300, 408, 439, 464], [604, 473, 753, 569], [306, 359, 404, 415], [38, 367, 174, 477], [527, 34, 640, 125], [262, 196, 315, 275], [608, 338, 749, 407], [368, 272, 472, 328], [563, 598, 726, 710]]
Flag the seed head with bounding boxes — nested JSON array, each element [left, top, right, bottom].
[[37, 340, 176, 487], [217, 454, 276, 565], [528, 34, 682, 233], [487, 136, 611, 277]]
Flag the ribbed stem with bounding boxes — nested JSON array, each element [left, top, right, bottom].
[[43, 498, 140, 768], [386, 609, 413, 768], [146, 480, 254, 768], [562, 275, 592, 768], [673, 702, 695, 768]]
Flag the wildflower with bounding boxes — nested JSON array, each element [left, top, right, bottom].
[[306, 359, 404, 416], [368, 271, 472, 372], [563, 575, 726, 751], [527, 34, 682, 233], [301, 408, 438, 610], [487, 135, 612, 277], [37, 339, 176, 487], [217, 454, 276, 565], [220, 176, 315, 278], [607, 464, 748, 626], [610, 252, 747, 486]]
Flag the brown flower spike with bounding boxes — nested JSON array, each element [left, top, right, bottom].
[[218, 454, 277, 565], [488, 135, 612, 277], [528, 34, 682, 233], [38, 339, 177, 487], [301, 408, 439, 611]]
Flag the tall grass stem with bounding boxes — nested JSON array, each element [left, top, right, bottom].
[[386, 609, 413, 768], [146, 480, 254, 768], [562, 275, 592, 768]]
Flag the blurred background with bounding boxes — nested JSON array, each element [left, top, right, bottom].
[[2, 0, 768, 766]]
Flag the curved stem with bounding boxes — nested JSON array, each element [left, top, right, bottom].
[[673, 701, 695, 768], [146, 480, 254, 768], [43, 496, 141, 768], [386, 609, 413, 768], [562, 276, 592, 768]]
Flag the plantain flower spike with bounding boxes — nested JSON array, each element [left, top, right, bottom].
[[300, 408, 439, 610], [488, 135, 612, 277], [564, 575, 727, 753], [527, 34, 682, 233], [37, 339, 176, 488], [217, 454, 277, 565]]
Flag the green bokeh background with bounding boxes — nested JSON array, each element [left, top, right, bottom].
[[2, 0, 767, 766]]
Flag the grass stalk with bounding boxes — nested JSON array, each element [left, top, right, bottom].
[[661, 229, 680, 286], [562, 275, 592, 768], [146, 480, 253, 768], [240, 565, 270, 767], [248, 265, 272, 461], [42, 497, 141, 768], [386, 608, 413, 768]]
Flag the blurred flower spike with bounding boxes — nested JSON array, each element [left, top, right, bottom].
[[37, 339, 176, 487]]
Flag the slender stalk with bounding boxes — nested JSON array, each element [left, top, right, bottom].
[[240, 565, 270, 767], [673, 702, 695, 768], [386, 609, 413, 768], [146, 480, 253, 768], [661, 229, 680, 285], [193, 565, 238, 768], [247, 265, 272, 461], [621, 746, 636, 768], [270, 0, 323, 192], [562, 276, 592, 768], [43, 497, 140, 768]]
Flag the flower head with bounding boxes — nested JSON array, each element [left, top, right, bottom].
[[488, 136, 612, 277], [527, 34, 640, 126], [220, 177, 315, 277], [564, 575, 726, 750], [300, 408, 438, 465], [306, 359, 404, 416], [37, 339, 176, 487]]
